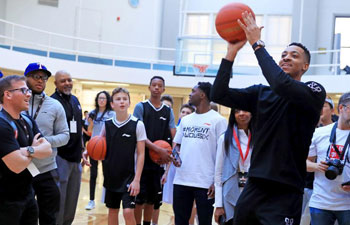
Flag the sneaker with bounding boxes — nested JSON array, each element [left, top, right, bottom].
[[85, 200, 95, 210]]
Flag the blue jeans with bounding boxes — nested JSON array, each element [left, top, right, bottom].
[[310, 207, 350, 225]]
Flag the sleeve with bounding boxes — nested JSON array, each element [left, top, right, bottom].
[[133, 103, 144, 121], [44, 103, 70, 148], [173, 118, 184, 145], [0, 119, 21, 158], [136, 120, 147, 141], [216, 117, 228, 141], [168, 108, 176, 129], [108, 111, 116, 119], [211, 58, 259, 113], [214, 134, 225, 207], [308, 129, 320, 157], [254, 48, 326, 112]]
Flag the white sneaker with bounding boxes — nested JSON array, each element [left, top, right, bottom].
[[85, 200, 95, 210]]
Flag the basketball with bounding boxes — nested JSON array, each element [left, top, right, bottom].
[[215, 3, 255, 43], [87, 136, 107, 160], [149, 140, 172, 164]]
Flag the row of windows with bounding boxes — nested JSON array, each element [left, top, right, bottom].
[[180, 13, 292, 66]]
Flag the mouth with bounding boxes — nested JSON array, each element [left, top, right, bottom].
[[281, 63, 292, 69]]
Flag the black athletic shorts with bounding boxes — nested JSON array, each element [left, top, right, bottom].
[[234, 177, 303, 225], [136, 169, 162, 205], [153, 168, 165, 209], [105, 189, 136, 209]]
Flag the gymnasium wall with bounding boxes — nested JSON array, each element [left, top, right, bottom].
[[2, 0, 164, 59]]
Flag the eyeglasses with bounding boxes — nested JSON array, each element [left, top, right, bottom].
[[7, 87, 32, 95], [30, 74, 49, 81], [98, 97, 107, 101]]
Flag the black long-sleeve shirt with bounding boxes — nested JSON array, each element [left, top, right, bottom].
[[211, 47, 326, 192]]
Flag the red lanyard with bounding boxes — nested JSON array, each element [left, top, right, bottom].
[[233, 128, 251, 164]]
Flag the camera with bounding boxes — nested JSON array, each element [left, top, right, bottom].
[[325, 158, 344, 180]]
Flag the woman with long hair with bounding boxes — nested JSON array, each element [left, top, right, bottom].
[[214, 109, 253, 224], [85, 90, 115, 210]]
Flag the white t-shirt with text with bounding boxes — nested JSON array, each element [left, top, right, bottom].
[[173, 110, 227, 189], [308, 123, 350, 210]]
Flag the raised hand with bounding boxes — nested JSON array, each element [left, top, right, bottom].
[[237, 11, 264, 45]]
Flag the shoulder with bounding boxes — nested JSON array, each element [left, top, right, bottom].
[[130, 115, 139, 122], [134, 102, 144, 109], [209, 110, 226, 122], [313, 123, 334, 142], [45, 96, 64, 108], [304, 81, 325, 94]]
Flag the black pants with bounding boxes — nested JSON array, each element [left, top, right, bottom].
[[0, 190, 38, 225], [234, 178, 303, 225], [173, 184, 214, 225], [89, 158, 98, 200], [33, 169, 60, 225]]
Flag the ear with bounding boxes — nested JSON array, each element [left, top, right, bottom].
[[161, 88, 165, 94], [302, 63, 309, 73], [110, 101, 114, 109], [4, 91, 12, 101]]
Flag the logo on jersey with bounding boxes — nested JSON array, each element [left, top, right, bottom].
[[307, 82, 322, 92], [159, 117, 167, 121], [285, 217, 294, 225], [122, 133, 131, 137], [183, 126, 209, 140], [329, 144, 344, 159], [204, 123, 211, 126]]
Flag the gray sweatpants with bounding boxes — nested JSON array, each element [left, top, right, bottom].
[[56, 155, 82, 225]]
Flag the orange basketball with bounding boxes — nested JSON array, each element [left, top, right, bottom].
[[215, 3, 255, 43], [149, 140, 172, 164], [87, 136, 107, 160]]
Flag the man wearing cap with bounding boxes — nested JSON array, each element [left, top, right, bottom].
[[51, 70, 83, 225], [25, 63, 70, 225], [0, 75, 52, 225]]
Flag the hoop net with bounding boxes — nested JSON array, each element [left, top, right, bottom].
[[193, 64, 209, 77]]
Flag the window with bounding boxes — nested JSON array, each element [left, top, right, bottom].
[[334, 17, 350, 69], [38, 0, 58, 7], [180, 13, 292, 69]]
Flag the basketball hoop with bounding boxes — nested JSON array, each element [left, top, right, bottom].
[[193, 64, 209, 77]]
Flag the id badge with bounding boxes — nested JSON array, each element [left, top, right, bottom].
[[27, 162, 40, 177], [70, 120, 77, 133]]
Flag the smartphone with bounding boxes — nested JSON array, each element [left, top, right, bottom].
[[218, 215, 226, 225], [341, 181, 350, 186], [172, 147, 182, 166]]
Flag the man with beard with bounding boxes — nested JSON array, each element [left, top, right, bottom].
[[25, 63, 70, 225], [51, 70, 83, 225]]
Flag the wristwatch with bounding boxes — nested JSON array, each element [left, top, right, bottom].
[[252, 40, 265, 51], [27, 146, 35, 156]]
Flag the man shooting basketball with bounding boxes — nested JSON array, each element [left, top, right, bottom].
[[211, 11, 326, 225]]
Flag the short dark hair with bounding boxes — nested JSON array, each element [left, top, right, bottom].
[[289, 42, 311, 64], [339, 92, 350, 107], [197, 82, 212, 101], [161, 94, 173, 106], [0, 75, 26, 103], [150, 76, 165, 86], [180, 103, 195, 113]]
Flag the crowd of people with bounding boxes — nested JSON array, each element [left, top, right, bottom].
[[1, 11, 350, 225]]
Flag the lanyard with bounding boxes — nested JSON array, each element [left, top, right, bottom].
[[233, 127, 251, 164], [29, 93, 45, 120], [326, 122, 350, 162]]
